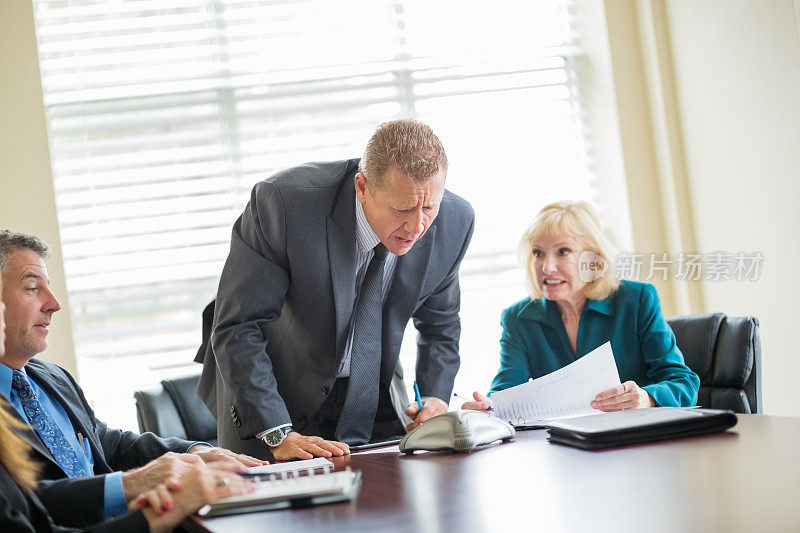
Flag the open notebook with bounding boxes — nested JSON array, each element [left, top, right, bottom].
[[198, 466, 362, 517]]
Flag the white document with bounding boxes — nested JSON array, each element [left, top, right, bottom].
[[491, 341, 621, 426], [247, 457, 333, 476]]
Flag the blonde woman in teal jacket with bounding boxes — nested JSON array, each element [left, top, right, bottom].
[[464, 201, 699, 412]]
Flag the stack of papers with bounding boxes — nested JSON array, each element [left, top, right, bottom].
[[491, 342, 621, 427], [245, 457, 333, 477]]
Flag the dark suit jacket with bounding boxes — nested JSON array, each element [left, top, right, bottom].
[[0, 463, 149, 532], [8, 359, 196, 527], [197, 159, 475, 455]]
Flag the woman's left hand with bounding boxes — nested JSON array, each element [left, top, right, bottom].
[[590, 381, 655, 411]]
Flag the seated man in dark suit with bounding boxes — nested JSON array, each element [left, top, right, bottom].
[[0, 230, 266, 527]]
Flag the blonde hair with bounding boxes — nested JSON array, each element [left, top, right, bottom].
[[0, 401, 39, 490], [358, 118, 447, 190], [519, 200, 620, 301], [0, 275, 39, 490]]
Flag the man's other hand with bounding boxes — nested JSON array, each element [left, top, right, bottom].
[[270, 432, 350, 461], [405, 397, 448, 431]]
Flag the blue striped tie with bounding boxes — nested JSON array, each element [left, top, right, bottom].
[[336, 243, 389, 444], [12, 369, 86, 478]]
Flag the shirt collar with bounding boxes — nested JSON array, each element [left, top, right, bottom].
[[354, 194, 381, 254], [585, 296, 615, 316], [517, 293, 615, 324], [0, 363, 27, 402]]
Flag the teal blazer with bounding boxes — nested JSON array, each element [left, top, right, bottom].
[[489, 280, 699, 407]]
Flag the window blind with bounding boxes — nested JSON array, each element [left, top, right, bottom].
[[33, 0, 596, 429]]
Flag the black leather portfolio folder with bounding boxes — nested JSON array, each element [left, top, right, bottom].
[[545, 407, 738, 450]]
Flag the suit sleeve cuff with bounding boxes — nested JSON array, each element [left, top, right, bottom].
[[256, 423, 292, 440], [103, 472, 128, 520]]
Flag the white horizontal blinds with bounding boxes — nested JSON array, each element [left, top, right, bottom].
[[33, 0, 593, 428]]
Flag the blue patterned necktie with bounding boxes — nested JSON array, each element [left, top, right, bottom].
[[11, 369, 86, 478], [336, 243, 389, 445]]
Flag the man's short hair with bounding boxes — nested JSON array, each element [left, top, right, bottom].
[[0, 230, 50, 276], [358, 118, 448, 189]]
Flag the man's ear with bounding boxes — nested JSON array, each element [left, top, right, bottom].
[[354, 172, 369, 203]]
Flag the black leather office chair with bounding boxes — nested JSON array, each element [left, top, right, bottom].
[[134, 373, 218, 446], [666, 313, 761, 414]]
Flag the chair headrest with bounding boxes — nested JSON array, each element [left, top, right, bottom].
[[666, 313, 725, 381], [712, 316, 758, 388], [161, 373, 217, 442]]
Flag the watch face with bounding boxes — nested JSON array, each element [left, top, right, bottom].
[[264, 427, 291, 447], [264, 431, 284, 447]]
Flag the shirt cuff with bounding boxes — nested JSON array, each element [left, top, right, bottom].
[[186, 441, 213, 452], [103, 472, 128, 520], [256, 423, 292, 440]]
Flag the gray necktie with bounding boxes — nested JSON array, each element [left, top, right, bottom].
[[336, 243, 389, 444]]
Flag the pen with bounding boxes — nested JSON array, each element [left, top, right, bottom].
[[453, 392, 493, 411], [76, 431, 91, 458], [76, 432, 89, 457], [413, 381, 424, 411]]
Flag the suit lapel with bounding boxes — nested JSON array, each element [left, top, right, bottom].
[[23, 360, 107, 473], [327, 169, 359, 359], [25, 361, 95, 438]]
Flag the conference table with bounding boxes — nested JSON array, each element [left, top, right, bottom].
[[189, 414, 800, 533]]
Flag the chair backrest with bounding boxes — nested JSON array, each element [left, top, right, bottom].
[[666, 313, 761, 413], [134, 373, 218, 445]]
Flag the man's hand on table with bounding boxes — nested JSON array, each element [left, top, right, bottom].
[[405, 397, 448, 431], [270, 432, 350, 461]]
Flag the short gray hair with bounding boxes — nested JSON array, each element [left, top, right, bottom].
[[358, 118, 448, 190], [0, 230, 50, 276]]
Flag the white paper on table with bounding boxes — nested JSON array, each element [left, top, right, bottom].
[[491, 341, 621, 426], [247, 457, 333, 476]]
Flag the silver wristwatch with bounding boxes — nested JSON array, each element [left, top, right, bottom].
[[262, 425, 293, 448]]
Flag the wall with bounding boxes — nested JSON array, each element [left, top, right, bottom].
[[598, 0, 800, 416], [662, 0, 800, 416], [0, 0, 78, 376]]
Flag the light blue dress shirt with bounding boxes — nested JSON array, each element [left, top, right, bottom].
[[489, 280, 699, 407], [0, 364, 127, 519]]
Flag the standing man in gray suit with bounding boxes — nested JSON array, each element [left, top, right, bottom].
[[197, 119, 475, 460]]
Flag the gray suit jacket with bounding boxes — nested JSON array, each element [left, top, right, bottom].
[[196, 159, 474, 454], [8, 359, 196, 528]]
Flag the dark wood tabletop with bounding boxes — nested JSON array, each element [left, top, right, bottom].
[[189, 414, 800, 533]]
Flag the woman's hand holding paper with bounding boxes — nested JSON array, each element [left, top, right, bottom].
[[591, 381, 655, 411]]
